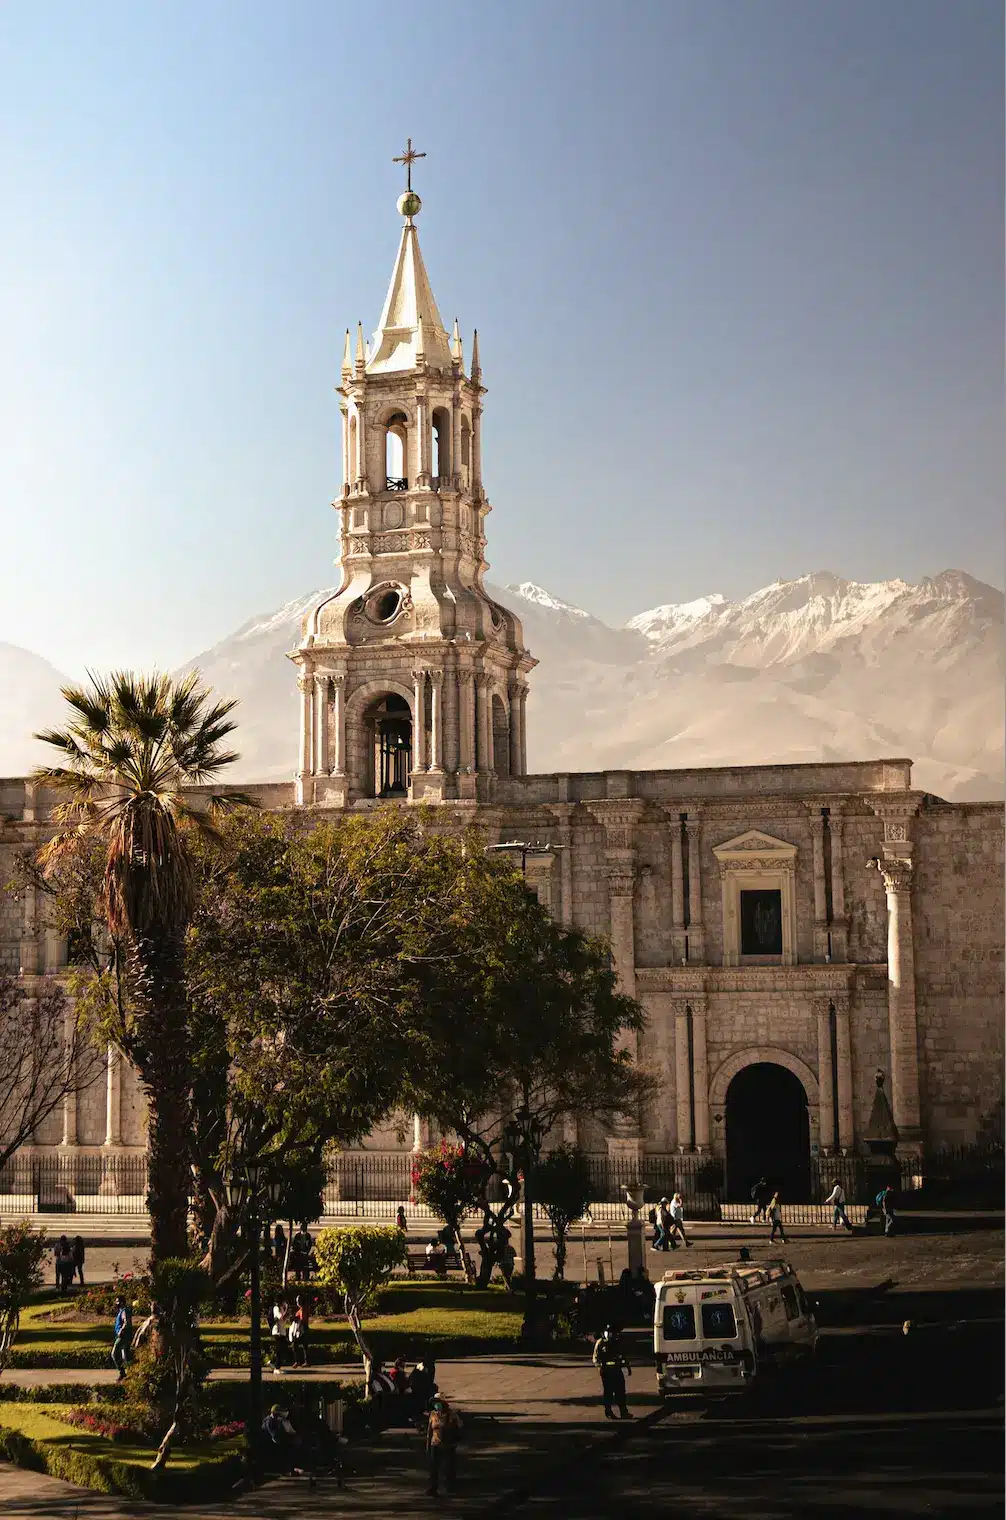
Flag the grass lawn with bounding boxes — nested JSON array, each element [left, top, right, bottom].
[[0, 1400, 243, 1500], [13, 1279, 525, 1368]]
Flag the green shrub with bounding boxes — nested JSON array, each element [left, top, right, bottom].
[[0, 1419, 244, 1501]]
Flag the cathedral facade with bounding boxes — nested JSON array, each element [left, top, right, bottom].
[[1, 172, 1002, 1192]]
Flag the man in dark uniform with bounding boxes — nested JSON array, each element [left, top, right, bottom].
[[592, 1325, 633, 1419]]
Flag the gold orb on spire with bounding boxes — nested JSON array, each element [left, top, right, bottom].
[[393, 138, 426, 220]]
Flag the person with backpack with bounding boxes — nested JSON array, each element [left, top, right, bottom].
[[877, 1184, 896, 1236], [750, 1178, 771, 1224], [826, 1180, 853, 1232], [110, 1294, 132, 1379]]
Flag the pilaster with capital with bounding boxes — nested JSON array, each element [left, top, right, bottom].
[[808, 806, 830, 960], [428, 670, 444, 771], [457, 669, 474, 773], [296, 672, 314, 779], [871, 802, 922, 1143], [814, 995, 836, 1152], [475, 672, 492, 772], [685, 813, 705, 963], [103, 1044, 122, 1148], [507, 678, 524, 778], [828, 807, 849, 962], [314, 674, 330, 775], [331, 673, 346, 775], [412, 670, 428, 772]]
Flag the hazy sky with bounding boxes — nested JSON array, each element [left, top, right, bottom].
[[1, 0, 1001, 674]]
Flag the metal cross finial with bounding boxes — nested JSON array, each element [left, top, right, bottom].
[[393, 137, 426, 192]]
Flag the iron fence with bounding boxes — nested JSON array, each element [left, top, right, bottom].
[[1, 1141, 1000, 1219]]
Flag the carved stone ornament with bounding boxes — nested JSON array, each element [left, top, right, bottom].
[[409, 531, 431, 551], [374, 532, 409, 554], [719, 856, 795, 873], [884, 823, 908, 843], [879, 859, 913, 894], [296, 673, 313, 694], [607, 869, 636, 898], [349, 537, 370, 556]]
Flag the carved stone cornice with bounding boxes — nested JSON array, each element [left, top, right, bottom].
[[634, 964, 857, 995]]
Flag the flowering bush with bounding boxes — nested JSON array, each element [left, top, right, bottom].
[[64, 1405, 145, 1443], [210, 1420, 245, 1440], [410, 1141, 487, 1243], [76, 1267, 152, 1317]]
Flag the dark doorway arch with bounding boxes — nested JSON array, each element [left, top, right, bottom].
[[725, 1062, 810, 1203]]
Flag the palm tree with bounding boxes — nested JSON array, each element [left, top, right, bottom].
[[34, 671, 253, 1262]]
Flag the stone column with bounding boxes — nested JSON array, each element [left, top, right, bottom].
[[412, 670, 427, 771], [833, 994, 854, 1151], [829, 811, 848, 962], [103, 1044, 122, 1148], [416, 392, 430, 485], [297, 674, 313, 777], [556, 812, 574, 926], [691, 1000, 709, 1151], [20, 881, 39, 974], [61, 1011, 78, 1147], [607, 871, 637, 1003], [674, 1002, 693, 1151], [518, 686, 528, 776], [458, 670, 474, 772], [816, 999, 836, 1153], [314, 675, 330, 775], [669, 816, 686, 963], [331, 674, 346, 774], [356, 406, 367, 487], [340, 404, 349, 487], [429, 671, 444, 770], [444, 666, 460, 776], [810, 808, 829, 960], [879, 859, 922, 1139], [685, 814, 705, 962], [472, 402, 482, 491], [508, 680, 523, 777], [475, 672, 492, 771]]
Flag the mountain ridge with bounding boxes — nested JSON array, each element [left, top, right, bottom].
[[1, 570, 1001, 801]]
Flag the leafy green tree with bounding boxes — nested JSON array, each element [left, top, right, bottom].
[[313, 1226, 408, 1383], [410, 1141, 488, 1280], [33, 671, 251, 1262], [0, 1222, 47, 1379], [535, 1145, 594, 1279]]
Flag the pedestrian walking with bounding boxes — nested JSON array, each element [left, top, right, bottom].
[[877, 1185, 897, 1236], [425, 1395, 462, 1497], [826, 1180, 853, 1232], [768, 1193, 787, 1243], [71, 1235, 86, 1286], [750, 1178, 771, 1224], [652, 1197, 673, 1252], [273, 1221, 287, 1269], [54, 1236, 75, 1293], [289, 1294, 310, 1368], [592, 1325, 633, 1419], [668, 1192, 692, 1247], [396, 1204, 407, 1232], [110, 1294, 132, 1379], [270, 1298, 290, 1373]]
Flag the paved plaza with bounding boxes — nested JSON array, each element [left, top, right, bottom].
[[2, 1219, 1002, 1518]]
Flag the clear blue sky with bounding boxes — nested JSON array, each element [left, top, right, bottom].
[[1, 0, 1001, 672]]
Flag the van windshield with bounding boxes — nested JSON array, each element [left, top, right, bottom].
[[662, 1303, 696, 1340], [701, 1302, 737, 1339]]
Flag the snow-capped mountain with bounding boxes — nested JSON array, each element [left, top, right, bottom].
[[1, 571, 1001, 801]]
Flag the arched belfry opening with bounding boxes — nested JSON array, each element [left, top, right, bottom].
[[725, 1062, 811, 1202], [431, 407, 451, 484], [491, 693, 510, 777], [385, 412, 408, 489]]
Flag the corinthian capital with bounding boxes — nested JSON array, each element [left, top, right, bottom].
[[876, 857, 913, 894]]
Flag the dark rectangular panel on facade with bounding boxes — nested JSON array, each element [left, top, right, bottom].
[[740, 889, 783, 955]]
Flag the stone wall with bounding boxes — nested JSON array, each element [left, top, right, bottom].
[[912, 801, 1005, 1147]]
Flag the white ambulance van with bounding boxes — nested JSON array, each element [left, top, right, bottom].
[[654, 1259, 818, 1399]]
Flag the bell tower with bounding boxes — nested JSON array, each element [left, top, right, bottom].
[[291, 144, 535, 807]]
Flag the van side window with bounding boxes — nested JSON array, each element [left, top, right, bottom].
[[701, 1303, 737, 1339], [781, 1285, 800, 1321], [663, 1304, 696, 1340]]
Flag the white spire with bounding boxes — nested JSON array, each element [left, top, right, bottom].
[[367, 219, 452, 374], [341, 328, 352, 380]]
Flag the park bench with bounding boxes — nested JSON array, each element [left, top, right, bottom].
[[406, 1248, 461, 1276]]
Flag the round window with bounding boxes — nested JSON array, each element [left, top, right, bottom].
[[368, 589, 401, 623]]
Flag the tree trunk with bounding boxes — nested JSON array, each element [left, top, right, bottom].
[[346, 1294, 374, 1390], [128, 934, 193, 1265]]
